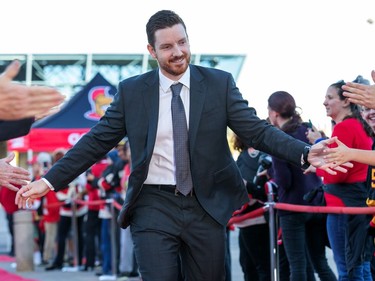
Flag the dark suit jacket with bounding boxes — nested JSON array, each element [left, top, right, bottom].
[[0, 118, 34, 141], [44, 65, 307, 228]]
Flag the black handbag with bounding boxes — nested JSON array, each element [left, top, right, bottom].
[[303, 185, 326, 206]]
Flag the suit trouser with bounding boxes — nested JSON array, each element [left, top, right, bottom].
[[130, 185, 226, 281]]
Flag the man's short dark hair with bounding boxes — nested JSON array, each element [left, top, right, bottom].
[[146, 10, 187, 48]]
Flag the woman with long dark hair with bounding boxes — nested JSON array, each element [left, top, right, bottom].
[[316, 80, 373, 281], [267, 91, 337, 281]]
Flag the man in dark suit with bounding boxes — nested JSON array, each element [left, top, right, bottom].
[[16, 10, 350, 281]]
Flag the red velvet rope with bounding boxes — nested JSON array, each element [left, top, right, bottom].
[[41, 201, 66, 208], [75, 199, 107, 206], [43, 198, 124, 212], [43, 199, 375, 225], [43, 198, 109, 208], [112, 200, 123, 211], [228, 207, 267, 225], [275, 203, 375, 215], [227, 203, 375, 227]]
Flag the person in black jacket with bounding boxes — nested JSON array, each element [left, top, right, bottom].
[[232, 133, 271, 281], [267, 91, 337, 281]]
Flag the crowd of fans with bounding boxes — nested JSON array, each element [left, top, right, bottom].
[[1, 140, 139, 280], [1, 47, 375, 280]]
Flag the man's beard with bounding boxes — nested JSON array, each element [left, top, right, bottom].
[[160, 54, 191, 77]]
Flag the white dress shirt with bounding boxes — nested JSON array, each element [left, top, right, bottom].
[[144, 68, 190, 185], [43, 68, 191, 189]]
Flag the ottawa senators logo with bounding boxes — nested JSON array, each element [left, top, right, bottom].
[[84, 86, 113, 121]]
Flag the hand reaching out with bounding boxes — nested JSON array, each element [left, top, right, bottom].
[[15, 179, 50, 209], [323, 137, 375, 167], [0, 152, 30, 191], [0, 60, 65, 120], [308, 137, 353, 175], [303, 165, 316, 175], [305, 125, 322, 144], [342, 70, 375, 109]]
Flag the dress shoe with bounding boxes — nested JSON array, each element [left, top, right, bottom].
[[118, 271, 139, 277], [45, 264, 62, 271], [95, 271, 104, 276], [79, 265, 94, 271], [39, 260, 49, 266]]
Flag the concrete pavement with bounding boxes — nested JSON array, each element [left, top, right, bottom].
[[0, 229, 243, 281], [1, 207, 336, 281]]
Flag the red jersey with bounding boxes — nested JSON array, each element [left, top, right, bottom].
[[0, 186, 19, 214], [86, 159, 109, 211], [317, 118, 372, 206], [42, 191, 60, 223]]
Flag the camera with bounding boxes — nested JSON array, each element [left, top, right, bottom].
[[253, 154, 272, 186]]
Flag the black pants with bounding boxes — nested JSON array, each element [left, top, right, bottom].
[[130, 186, 226, 281], [53, 215, 84, 267], [239, 223, 270, 281], [84, 210, 101, 268], [280, 212, 336, 281], [6, 213, 14, 256]]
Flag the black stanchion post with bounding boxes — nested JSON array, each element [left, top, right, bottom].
[[109, 199, 118, 278], [266, 182, 278, 281], [62, 186, 80, 272], [71, 196, 79, 269]]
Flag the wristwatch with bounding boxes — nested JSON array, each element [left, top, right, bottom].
[[301, 145, 311, 170]]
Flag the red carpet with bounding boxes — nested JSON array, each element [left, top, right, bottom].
[[0, 268, 38, 281], [0, 255, 38, 281], [0, 255, 15, 262]]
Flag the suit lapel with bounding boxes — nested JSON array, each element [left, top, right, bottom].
[[141, 67, 205, 161], [142, 71, 160, 158], [189, 66, 206, 156]]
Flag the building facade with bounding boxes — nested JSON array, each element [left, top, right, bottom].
[[0, 53, 245, 99]]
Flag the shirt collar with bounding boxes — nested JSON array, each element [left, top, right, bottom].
[[159, 66, 190, 93]]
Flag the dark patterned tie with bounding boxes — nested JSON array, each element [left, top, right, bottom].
[[171, 83, 193, 195]]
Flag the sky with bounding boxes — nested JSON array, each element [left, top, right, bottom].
[[1, 0, 375, 136]]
